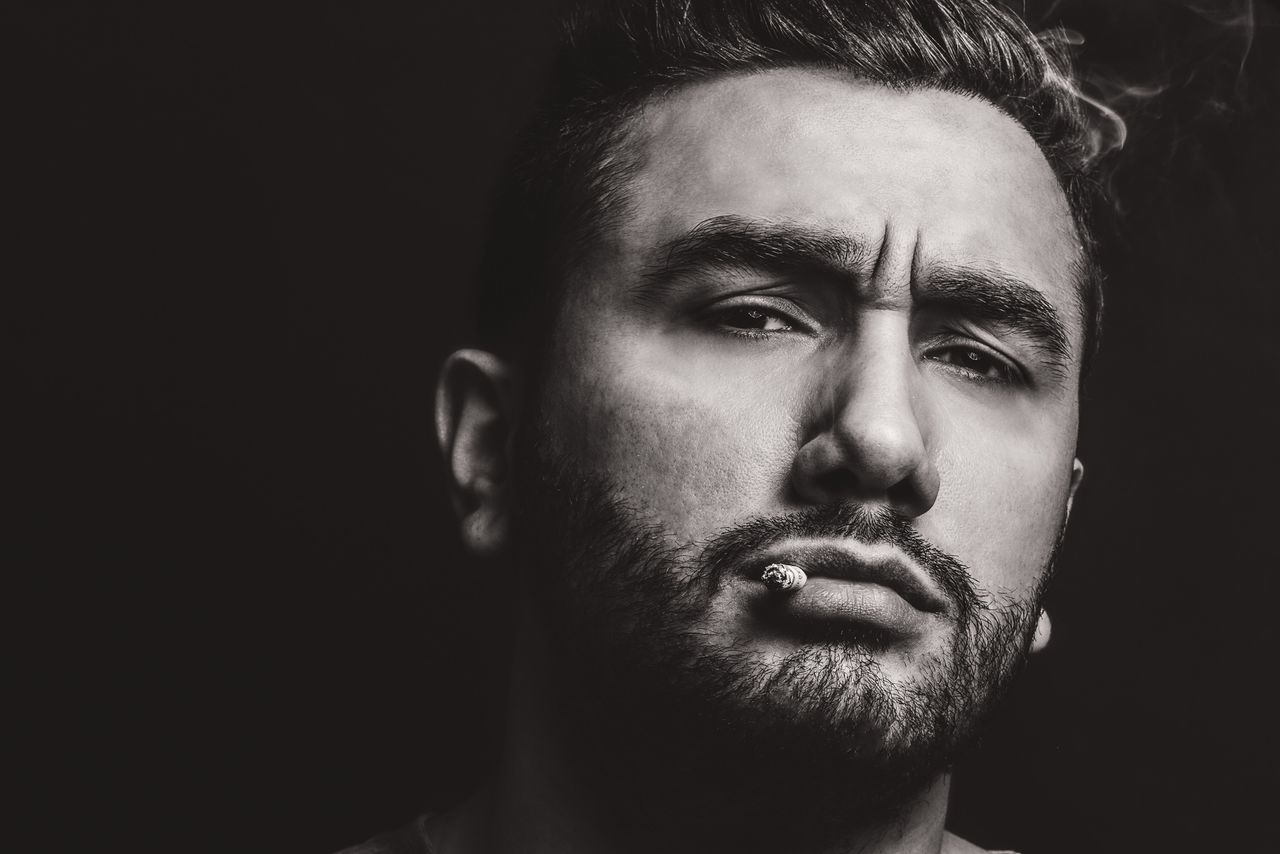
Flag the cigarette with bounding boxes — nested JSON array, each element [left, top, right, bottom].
[[761, 563, 807, 592]]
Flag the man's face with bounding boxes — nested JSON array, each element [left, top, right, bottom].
[[513, 69, 1083, 810]]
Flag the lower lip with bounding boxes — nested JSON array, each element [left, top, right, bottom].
[[752, 577, 933, 638]]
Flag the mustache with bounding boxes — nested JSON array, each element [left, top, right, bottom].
[[700, 503, 984, 617]]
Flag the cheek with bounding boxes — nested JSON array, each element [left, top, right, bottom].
[[539, 334, 800, 541], [930, 419, 1075, 598]]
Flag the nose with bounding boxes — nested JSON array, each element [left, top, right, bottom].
[[790, 317, 939, 518]]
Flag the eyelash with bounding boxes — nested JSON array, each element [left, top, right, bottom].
[[923, 344, 1022, 385], [707, 300, 811, 340]]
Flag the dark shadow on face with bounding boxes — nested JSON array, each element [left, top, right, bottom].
[[509, 420, 1056, 851]]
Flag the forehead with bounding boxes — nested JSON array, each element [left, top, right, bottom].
[[614, 68, 1080, 320]]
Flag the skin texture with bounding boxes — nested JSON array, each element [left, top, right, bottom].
[[436, 68, 1087, 854], [539, 68, 1082, 679]]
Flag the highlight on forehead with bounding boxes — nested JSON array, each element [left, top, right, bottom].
[[473, 1, 1106, 372]]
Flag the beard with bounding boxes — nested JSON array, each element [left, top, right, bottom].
[[510, 433, 1054, 847]]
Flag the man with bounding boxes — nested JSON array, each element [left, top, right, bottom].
[[348, 0, 1103, 851]]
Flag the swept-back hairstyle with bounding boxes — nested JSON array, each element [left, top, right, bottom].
[[474, 0, 1104, 374]]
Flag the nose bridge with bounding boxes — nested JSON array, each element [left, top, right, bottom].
[[794, 310, 938, 515], [826, 312, 922, 456]]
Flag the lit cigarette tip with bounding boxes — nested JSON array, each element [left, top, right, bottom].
[[761, 563, 807, 592]]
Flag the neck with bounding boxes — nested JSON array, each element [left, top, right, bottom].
[[430, 615, 962, 854]]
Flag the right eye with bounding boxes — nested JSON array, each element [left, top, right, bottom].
[[704, 298, 813, 340], [719, 306, 796, 333]]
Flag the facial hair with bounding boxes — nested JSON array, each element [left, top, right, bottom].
[[511, 438, 1054, 848]]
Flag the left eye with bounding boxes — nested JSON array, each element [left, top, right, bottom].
[[718, 306, 795, 333], [928, 346, 1018, 382]]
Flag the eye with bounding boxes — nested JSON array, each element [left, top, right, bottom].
[[721, 307, 794, 332], [926, 345, 1020, 384], [706, 299, 811, 340]]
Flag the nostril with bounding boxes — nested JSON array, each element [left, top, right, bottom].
[[887, 479, 925, 515], [814, 468, 859, 499], [801, 459, 936, 516]]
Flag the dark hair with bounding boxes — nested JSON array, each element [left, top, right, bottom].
[[474, 0, 1105, 375]]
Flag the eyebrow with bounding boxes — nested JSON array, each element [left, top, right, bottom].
[[638, 215, 1073, 366], [918, 267, 1072, 365], [639, 215, 869, 296]]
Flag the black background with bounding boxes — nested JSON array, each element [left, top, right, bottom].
[[10, 2, 1279, 852]]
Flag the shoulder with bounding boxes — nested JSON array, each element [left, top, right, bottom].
[[333, 814, 436, 854], [944, 830, 1022, 854]]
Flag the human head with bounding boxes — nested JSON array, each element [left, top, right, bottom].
[[437, 0, 1101, 843]]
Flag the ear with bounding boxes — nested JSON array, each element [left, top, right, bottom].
[[1066, 457, 1085, 518], [1035, 459, 1084, 656], [435, 349, 519, 557], [1030, 609, 1052, 654]]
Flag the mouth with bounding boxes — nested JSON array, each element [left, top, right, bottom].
[[753, 539, 950, 616]]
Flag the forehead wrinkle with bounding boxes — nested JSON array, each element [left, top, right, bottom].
[[856, 218, 912, 308]]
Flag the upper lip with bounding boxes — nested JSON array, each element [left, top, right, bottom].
[[758, 539, 949, 614]]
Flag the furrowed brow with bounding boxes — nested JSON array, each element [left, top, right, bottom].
[[635, 215, 870, 302], [633, 220, 1076, 370], [919, 267, 1074, 366]]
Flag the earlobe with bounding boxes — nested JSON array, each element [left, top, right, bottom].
[[1031, 609, 1052, 654], [435, 349, 519, 556]]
